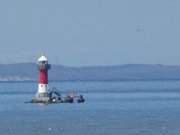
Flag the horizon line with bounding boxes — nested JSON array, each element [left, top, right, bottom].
[[0, 62, 179, 68]]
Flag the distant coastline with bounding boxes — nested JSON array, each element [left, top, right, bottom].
[[0, 63, 180, 81]]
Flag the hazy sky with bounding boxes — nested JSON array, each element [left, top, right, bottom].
[[0, 0, 179, 66]]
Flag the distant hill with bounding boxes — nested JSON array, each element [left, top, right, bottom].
[[0, 63, 180, 81]]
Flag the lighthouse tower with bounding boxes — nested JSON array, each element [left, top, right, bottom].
[[34, 55, 51, 102]]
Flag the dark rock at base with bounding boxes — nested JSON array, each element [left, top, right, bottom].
[[63, 96, 74, 103], [77, 95, 85, 103]]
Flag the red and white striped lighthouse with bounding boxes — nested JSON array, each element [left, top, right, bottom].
[[36, 55, 51, 98]]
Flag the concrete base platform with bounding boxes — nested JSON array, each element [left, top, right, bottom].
[[31, 97, 50, 103], [29, 91, 85, 104]]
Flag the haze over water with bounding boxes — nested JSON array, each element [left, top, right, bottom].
[[1, 81, 180, 135]]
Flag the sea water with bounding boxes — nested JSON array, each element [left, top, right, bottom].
[[0, 81, 180, 135]]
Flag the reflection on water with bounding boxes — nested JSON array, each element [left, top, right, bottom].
[[0, 81, 180, 135]]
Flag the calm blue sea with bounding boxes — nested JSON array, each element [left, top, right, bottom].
[[0, 81, 180, 135]]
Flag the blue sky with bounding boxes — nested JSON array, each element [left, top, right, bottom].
[[0, 0, 179, 66]]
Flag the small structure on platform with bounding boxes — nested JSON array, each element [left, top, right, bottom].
[[31, 55, 85, 104]]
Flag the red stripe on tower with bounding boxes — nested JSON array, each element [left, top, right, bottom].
[[39, 70, 48, 84]]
